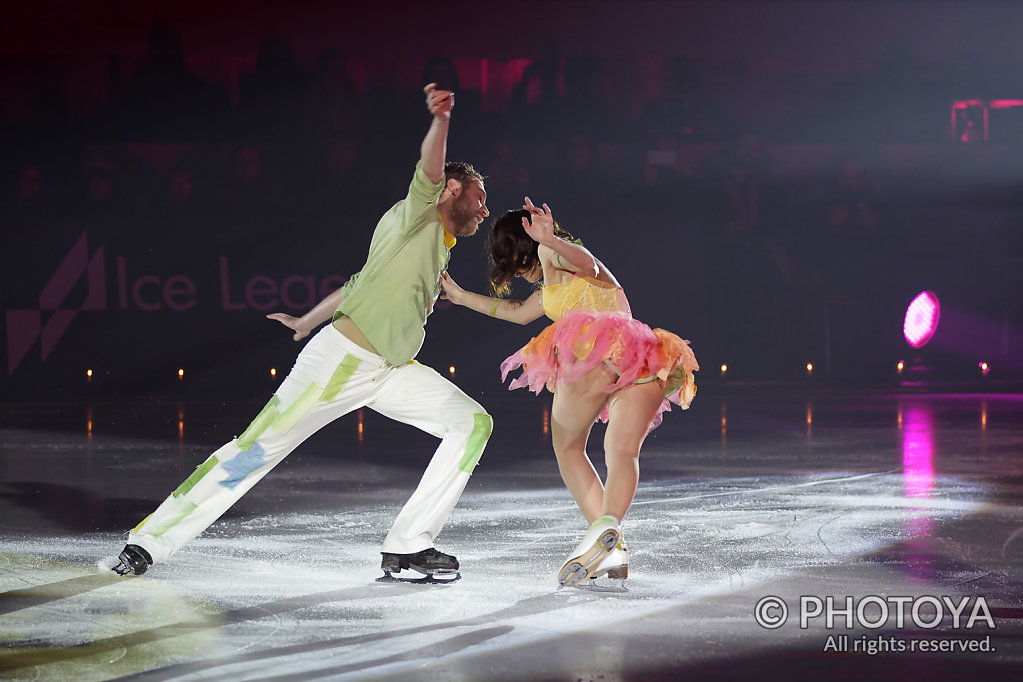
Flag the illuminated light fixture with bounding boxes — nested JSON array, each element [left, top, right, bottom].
[[178, 368, 185, 379], [978, 361, 990, 376], [270, 368, 277, 377], [805, 362, 814, 376], [897, 360, 905, 374], [720, 364, 728, 376], [86, 368, 93, 379], [951, 99, 1023, 142], [903, 291, 940, 349], [448, 365, 456, 375]]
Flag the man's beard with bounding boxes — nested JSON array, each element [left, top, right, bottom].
[[447, 194, 481, 235]]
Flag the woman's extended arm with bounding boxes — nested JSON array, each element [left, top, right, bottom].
[[440, 272, 544, 325]]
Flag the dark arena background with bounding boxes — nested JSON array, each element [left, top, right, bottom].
[[2, 2, 1022, 681]]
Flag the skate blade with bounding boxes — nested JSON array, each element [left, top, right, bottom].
[[97, 556, 138, 577], [558, 529, 620, 588], [377, 570, 461, 585], [575, 577, 629, 594]]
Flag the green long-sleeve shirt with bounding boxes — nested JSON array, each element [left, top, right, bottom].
[[333, 162, 452, 365]]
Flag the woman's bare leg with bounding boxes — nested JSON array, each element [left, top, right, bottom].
[[550, 366, 616, 523], [601, 380, 665, 522]]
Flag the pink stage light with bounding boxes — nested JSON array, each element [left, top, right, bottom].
[[903, 291, 940, 348]]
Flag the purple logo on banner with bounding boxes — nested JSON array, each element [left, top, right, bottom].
[[7, 232, 106, 375]]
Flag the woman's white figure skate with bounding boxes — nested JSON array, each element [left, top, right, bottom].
[[557, 515, 621, 588]]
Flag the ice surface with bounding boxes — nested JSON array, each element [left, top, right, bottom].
[[1, 390, 1022, 680]]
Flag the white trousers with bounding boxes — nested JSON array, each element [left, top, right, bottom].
[[129, 324, 492, 564]]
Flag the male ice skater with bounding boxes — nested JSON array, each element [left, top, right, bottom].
[[105, 84, 492, 582]]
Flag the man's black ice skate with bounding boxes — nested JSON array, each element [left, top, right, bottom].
[[378, 547, 460, 583], [110, 544, 153, 576]]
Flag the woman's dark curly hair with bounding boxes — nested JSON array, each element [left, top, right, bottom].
[[487, 209, 574, 296]]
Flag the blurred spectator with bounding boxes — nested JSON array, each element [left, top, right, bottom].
[[79, 152, 124, 218], [307, 46, 358, 136], [626, 134, 702, 271], [545, 132, 605, 208], [421, 56, 484, 117], [420, 56, 487, 151], [482, 137, 532, 211], [163, 163, 199, 214], [303, 135, 365, 214], [362, 81, 416, 160], [507, 59, 568, 139], [58, 149, 142, 255], [639, 135, 691, 204], [113, 23, 231, 141], [2, 160, 66, 307], [421, 56, 460, 93], [238, 33, 309, 140], [28, 62, 70, 138], [10, 162, 46, 214], [562, 56, 616, 137], [635, 55, 704, 138], [701, 131, 769, 238], [825, 155, 881, 234], [219, 143, 283, 218], [146, 156, 225, 258], [793, 153, 886, 302], [697, 131, 797, 290]]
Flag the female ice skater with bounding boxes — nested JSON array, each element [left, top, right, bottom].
[[440, 199, 699, 587]]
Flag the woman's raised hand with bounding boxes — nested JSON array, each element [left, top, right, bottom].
[[522, 196, 555, 244]]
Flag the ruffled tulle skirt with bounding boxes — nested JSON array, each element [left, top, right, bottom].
[[500, 310, 699, 430]]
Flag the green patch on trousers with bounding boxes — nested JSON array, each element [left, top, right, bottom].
[[458, 413, 493, 474]]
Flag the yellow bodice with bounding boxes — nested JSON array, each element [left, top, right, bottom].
[[541, 277, 631, 321]]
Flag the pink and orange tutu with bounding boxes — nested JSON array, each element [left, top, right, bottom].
[[500, 278, 699, 430]]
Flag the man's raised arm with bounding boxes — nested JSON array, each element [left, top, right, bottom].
[[421, 82, 453, 184]]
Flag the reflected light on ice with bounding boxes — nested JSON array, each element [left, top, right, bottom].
[[901, 403, 934, 499]]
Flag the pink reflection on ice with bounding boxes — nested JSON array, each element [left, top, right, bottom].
[[901, 403, 935, 580], [902, 403, 934, 499], [903, 291, 940, 348]]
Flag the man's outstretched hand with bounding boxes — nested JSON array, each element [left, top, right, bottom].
[[266, 313, 312, 341]]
